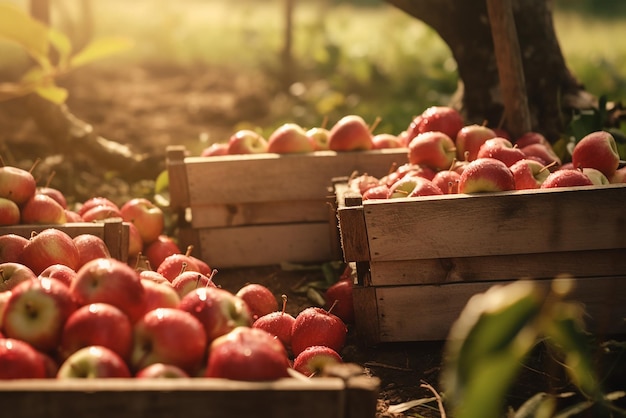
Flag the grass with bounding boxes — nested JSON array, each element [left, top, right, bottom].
[[2, 0, 626, 134]]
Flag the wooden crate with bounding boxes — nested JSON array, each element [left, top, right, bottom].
[[0, 366, 380, 418], [335, 181, 626, 344], [166, 145, 407, 268], [0, 218, 130, 263]]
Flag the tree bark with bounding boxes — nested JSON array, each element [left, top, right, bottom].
[[385, 0, 596, 142]]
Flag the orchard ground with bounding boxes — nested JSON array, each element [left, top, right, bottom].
[[1, 63, 625, 418]]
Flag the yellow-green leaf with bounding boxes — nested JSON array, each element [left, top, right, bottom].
[[47, 27, 73, 70], [34, 84, 68, 104], [69, 37, 134, 68], [0, 3, 51, 69]]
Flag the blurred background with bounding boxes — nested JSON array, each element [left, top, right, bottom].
[[1, 0, 625, 175]]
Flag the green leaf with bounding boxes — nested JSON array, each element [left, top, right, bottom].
[[0, 3, 51, 69], [47, 27, 73, 70], [69, 37, 134, 68]]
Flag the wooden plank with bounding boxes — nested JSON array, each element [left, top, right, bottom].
[[337, 206, 370, 262], [368, 276, 626, 342], [182, 149, 406, 205], [368, 248, 626, 286], [0, 375, 378, 418], [190, 199, 330, 229], [196, 222, 337, 268], [362, 184, 626, 261], [352, 285, 381, 345], [166, 145, 191, 212]]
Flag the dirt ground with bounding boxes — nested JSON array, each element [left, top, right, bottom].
[[1, 63, 624, 418]]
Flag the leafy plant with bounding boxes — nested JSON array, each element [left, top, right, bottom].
[[0, 3, 132, 104], [440, 277, 626, 418]]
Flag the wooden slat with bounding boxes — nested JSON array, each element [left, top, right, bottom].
[[182, 149, 406, 205], [368, 248, 626, 286], [196, 222, 337, 268], [337, 206, 369, 262], [362, 184, 626, 261], [0, 374, 379, 418], [190, 199, 330, 229], [352, 285, 381, 346], [365, 276, 626, 343], [166, 145, 191, 211]]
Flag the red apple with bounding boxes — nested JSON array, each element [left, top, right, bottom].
[[0, 234, 29, 264], [131, 307, 207, 375], [64, 209, 83, 223], [387, 175, 443, 198], [476, 139, 526, 167], [0, 338, 48, 379], [267, 123, 315, 154], [0, 165, 37, 206], [36, 185, 67, 209], [292, 345, 343, 378], [362, 184, 390, 200], [328, 115, 374, 151], [236, 283, 278, 322], [372, 133, 404, 149], [431, 169, 462, 194], [227, 129, 268, 154], [2, 277, 77, 352], [509, 158, 551, 190], [19, 228, 80, 275], [191, 255, 212, 277], [306, 127, 330, 151], [39, 264, 76, 288], [520, 143, 562, 168], [57, 345, 131, 378], [126, 222, 144, 258], [140, 278, 181, 314], [581, 167, 610, 185], [73, 234, 111, 269], [0, 290, 11, 327], [348, 173, 381, 195], [455, 124, 497, 162], [139, 269, 171, 286], [157, 252, 201, 282], [540, 168, 594, 189], [324, 278, 355, 324], [78, 197, 119, 218], [20, 193, 67, 225], [252, 295, 296, 353], [0, 262, 37, 292], [120, 198, 165, 245], [80, 204, 123, 222], [135, 363, 190, 378], [59, 302, 133, 361], [200, 142, 229, 157], [572, 130, 621, 178], [205, 327, 291, 381], [71, 258, 146, 323], [458, 158, 516, 193], [143, 235, 181, 271], [0, 197, 20, 226], [178, 286, 252, 344], [408, 131, 457, 171], [515, 131, 549, 148], [407, 106, 464, 141], [171, 270, 216, 298], [290, 306, 347, 357]]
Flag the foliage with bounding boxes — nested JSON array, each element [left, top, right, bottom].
[[0, 3, 132, 104], [440, 278, 626, 418]]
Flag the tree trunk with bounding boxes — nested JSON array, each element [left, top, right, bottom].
[[385, 0, 596, 142]]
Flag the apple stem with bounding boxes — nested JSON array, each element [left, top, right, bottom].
[[387, 162, 398, 176], [29, 158, 42, 174], [178, 262, 188, 277], [464, 151, 470, 163], [369, 116, 382, 134], [327, 299, 340, 315], [281, 294, 288, 315], [321, 115, 329, 130], [185, 245, 193, 257], [207, 268, 219, 286], [45, 171, 56, 188], [539, 160, 558, 173]]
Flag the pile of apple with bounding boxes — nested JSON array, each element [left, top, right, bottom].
[[200, 115, 406, 156], [346, 106, 626, 199], [0, 234, 351, 380]]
